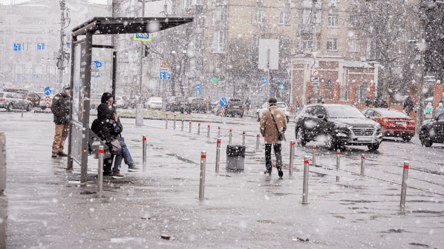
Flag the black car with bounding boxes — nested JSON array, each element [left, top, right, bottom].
[[295, 104, 382, 151], [187, 97, 204, 113], [179, 98, 191, 114], [195, 99, 211, 113], [419, 113, 444, 147], [225, 98, 244, 117], [166, 96, 185, 112]]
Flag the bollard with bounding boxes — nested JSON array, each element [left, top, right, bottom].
[[98, 145, 104, 193], [181, 120, 184, 131], [302, 156, 309, 204], [289, 140, 295, 177], [174, 115, 176, 130], [242, 131, 246, 146], [143, 136, 147, 172], [361, 154, 365, 176], [215, 138, 221, 172], [189, 122, 192, 133], [256, 134, 260, 151], [199, 151, 207, 200], [21, 108, 23, 118], [312, 146, 316, 167], [165, 114, 168, 129], [207, 125, 210, 138], [198, 123, 201, 135], [218, 127, 221, 137], [229, 129, 232, 144], [336, 149, 341, 182], [400, 161, 409, 210]]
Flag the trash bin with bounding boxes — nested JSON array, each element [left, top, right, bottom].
[[226, 145, 245, 170]]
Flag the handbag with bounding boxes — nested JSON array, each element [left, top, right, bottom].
[[269, 108, 286, 141], [110, 139, 122, 151]]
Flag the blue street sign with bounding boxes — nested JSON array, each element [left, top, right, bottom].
[[14, 43, 21, 51], [44, 87, 52, 96], [196, 89, 201, 95], [93, 61, 102, 68], [159, 72, 171, 80], [67, 43, 71, 49], [37, 43, 45, 50], [197, 77, 200, 81], [166, 73, 171, 80], [270, 88, 275, 98], [261, 77, 268, 84], [220, 97, 228, 107], [32, 74, 39, 78], [196, 84, 201, 89]]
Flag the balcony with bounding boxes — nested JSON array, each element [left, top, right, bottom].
[[300, 24, 321, 34]]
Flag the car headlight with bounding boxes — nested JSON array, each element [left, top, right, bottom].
[[336, 124, 352, 130]]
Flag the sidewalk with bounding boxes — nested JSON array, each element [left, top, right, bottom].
[[1, 112, 443, 248]]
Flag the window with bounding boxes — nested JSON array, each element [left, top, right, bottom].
[[213, 30, 225, 53], [327, 15, 338, 27], [350, 15, 360, 28], [302, 39, 313, 49], [349, 39, 359, 52], [254, 10, 266, 23], [356, 83, 368, 103], [327, 38, 338, 51], [279, 10, 290, 26]]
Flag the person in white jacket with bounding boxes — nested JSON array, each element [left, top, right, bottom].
[[435, 102, 444, 120]]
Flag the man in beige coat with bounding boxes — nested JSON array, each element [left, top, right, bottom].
[[260, 98, 287, 178]]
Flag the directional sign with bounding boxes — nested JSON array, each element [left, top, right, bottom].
[[279, 84, 285, 90], [14, 43, 21, 51], [196, 84, 201, 89], [261, 77, 268, 84], [311, 69, 319, 77], [220, 97, 228, 107], [44, 87, 52, 96], [197, 77, 200, 81], [32, 74, 39, 79], [311, 51, 319, 58], [133, 33, 152, 42], [212, 77, 219, 84], [93, 61, 102, 68], [160, 72, 171, 80], [37, 43, 45, 50], [45, 96, 51, 107], [196, 89, 201, 95]]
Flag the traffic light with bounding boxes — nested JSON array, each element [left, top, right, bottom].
[[144, 45, 150, 57]]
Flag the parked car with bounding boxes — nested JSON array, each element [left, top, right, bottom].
[[22, 92, 41, 107], [187, 97, 204, 113], [295, 104, 383, 151], [166, 96, 184, 112], [211, 101, 220, 115], [39, 94, 55, 110], [224, 98, 244, 117], [196, 99, 212, 113], [362, 108, 415, 142], [129, 96, 138, 109], [179, 98, 191, 114], [419, 112, 444, 147], [145, 97, 163, 109], [114, 96, 129, 109], [256, 101, 290, 123], [0, 92, 33, 111]]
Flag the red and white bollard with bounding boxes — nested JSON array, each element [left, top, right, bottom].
[[198, 123, 201, 135], [242, 131, 246, 146], [98, 145, 104, 192], [199, 151, 207, 200], [361, 154, 365, 176], [174, 114, 176, 129], [289, 140, 295, 176], [143, 136, 147, 172], [312, 146, 316, 167], [336, 149, 341, 182], [400, 161, 409, 210], [302, 156, 309, 204], [229, 129, 232, 144], [181, 120, 184, 131], [215, 139, 221, 172], [207, 125, 210, 138], [256, 134, 260, 151], [218, 127, 221, 137], [189, 122, 192, 133]]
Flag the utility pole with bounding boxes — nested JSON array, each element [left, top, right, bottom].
[[57, 0, 66, 92], [135, 0, 145, 126], [312, 0, 317, 53]]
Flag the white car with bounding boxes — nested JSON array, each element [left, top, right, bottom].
[[39, 94, 55, 110], [114, 96, 129, 109], [145, 97, 163, 109], [256, 102, 291, 122]]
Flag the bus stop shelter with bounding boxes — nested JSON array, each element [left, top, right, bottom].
[[67, 17, 193, 182]]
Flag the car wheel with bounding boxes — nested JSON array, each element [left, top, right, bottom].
[[41, 106, 46, 110], [296, 128, 306, 146], [26, 104, 32, 112], [6, 103, 13, 112], [367, 143, 380, 151], [402, 136, 412, 142], [325, 134, 336, 150], [420, 137, 433, 147], [256, 113, 260, 122], [240, 113, 244, 118]]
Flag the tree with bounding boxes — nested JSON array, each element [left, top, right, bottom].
[[423, 0, 444, 82]]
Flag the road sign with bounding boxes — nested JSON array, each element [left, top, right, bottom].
[[160, 72, 171, 80], [220, 97, 228, 107], [212, 77, 219, 84], [45, 96, 51, 107], [279, 84, 285, 90], [261, 77, 268, 84], [32, 74, 39, 79], [67, 43, 71, 49], [161, 60, 170, 69], [197, 77, 200, 81], [311, 69, 319, 77], [311, 51, 319, 58], [133, 33, 152, 41], [14, 43, 21, 51], [311, 77, 320, 82], [196, 84, 201, 89], [196, 89, 201, 95], [37, 43, 45, 50], [93, 61, 102, 68], [44, 87, 51, 96], [270, 88, 275, 98]]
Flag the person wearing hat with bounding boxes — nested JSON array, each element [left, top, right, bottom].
[[259, 98, 287, 178], [51, 84, 71, 158]]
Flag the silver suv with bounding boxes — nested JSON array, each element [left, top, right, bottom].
[[0, 92, 33, 112]]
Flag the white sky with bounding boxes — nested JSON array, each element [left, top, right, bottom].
[[0, 0, 107, 5]]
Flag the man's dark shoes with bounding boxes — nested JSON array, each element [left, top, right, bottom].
[[278, 170, 284, 179], [51, 152, 58, 158], [110, 171, 124, 179], [128, 162, 140, 172], [264, 167, 272, 176], [57, 152, 68, 157]]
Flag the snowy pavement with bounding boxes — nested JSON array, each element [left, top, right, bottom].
[[0, 112, 443, 248]]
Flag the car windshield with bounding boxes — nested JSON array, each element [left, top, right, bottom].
[[277, 103, 287, 108], [151, 98, 162, 102], [326, 105, 366, 118], [375, 109, 409, 118]]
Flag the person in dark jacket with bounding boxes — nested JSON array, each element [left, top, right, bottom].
[[365, 97, 372, 108], [381, 99, 388, 108], [403, 96, 414, 116], [96, 101, 125, 178], [51, 84, 71, 158]]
